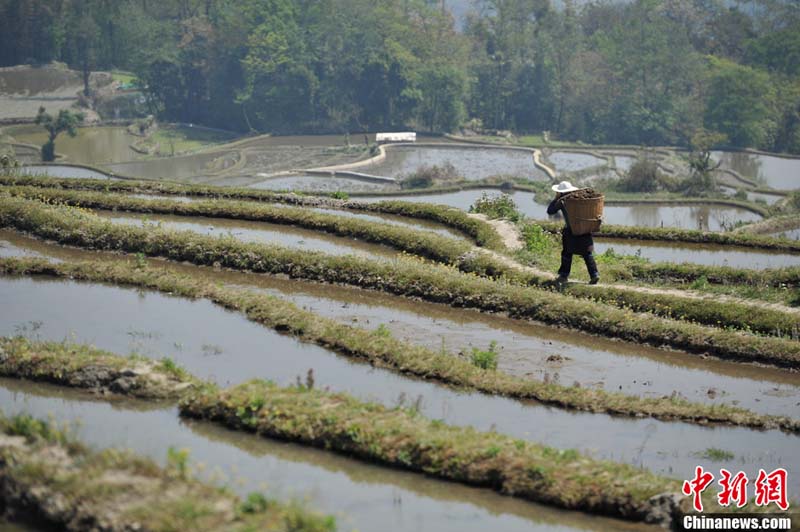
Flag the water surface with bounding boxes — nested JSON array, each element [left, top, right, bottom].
[[595, 238, 800, 269]]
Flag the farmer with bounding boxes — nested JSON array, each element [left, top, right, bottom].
[[547, 181, 599, 284]]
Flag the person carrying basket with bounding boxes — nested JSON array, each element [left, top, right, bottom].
[[547, 181, 601, 285]]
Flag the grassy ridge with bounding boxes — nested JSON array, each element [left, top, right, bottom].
[[180, 379, 682, 524], [0, 336, 199, 399], [0, 413, 335, 531], [1, 258, 798, 432], [0, 175, 505, 250], [6, 185, 800, 338], [1, 197, 799, 368], [3, 185, 473, 265], [562, 282, 800, 338]]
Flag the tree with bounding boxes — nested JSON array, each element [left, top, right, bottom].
[[34, 107, 85, 161], [703, 56, 776, 148], [684, 129, 727, 195]]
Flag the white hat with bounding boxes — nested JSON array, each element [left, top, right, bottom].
[[551, 181, 579, 193]]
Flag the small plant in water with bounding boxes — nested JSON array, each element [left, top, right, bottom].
[[373, 324, 391, 338], [694, 447, 735, 461], [330, 191, 349, 200], [167, 446, 191, 479], [470, 341, 499, 370], [135, 252, 147, 269]]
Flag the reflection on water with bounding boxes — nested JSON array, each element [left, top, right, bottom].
[[365, 145, 548, 181], [106, 150, 239, 181], [602, 204, 762, 231], [713, 151, 800, 190], [720, 186, 783, 205], [8, 125, 140, 165]]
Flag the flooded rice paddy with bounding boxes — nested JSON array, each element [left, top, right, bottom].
[[7, 125, 141, 165], [713, 151, 800, 190], [121, 194, 464, 238], [357, 189, 764, 231], [545, 151, 607, 173], [0, 379, 643, 532], [595, 238, 800, 269], [770, 228, 800, 241], [18, 164, 112, 180], [249, 174, 399, 192], [106, 150, 240, 181], [601, 203, 762, 231], [92, 210, 403, 261], [1, 228, 797, 419], [363, 145, 549, 181], [1, 273, 798, 495]]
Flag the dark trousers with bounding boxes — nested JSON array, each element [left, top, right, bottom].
[[558, 249, 598, 279]]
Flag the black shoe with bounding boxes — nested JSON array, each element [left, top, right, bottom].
[[589, 276, 599, 285], [556, 275, 569, 285]]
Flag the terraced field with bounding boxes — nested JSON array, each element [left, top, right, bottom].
[[1, 164, 799, 530]]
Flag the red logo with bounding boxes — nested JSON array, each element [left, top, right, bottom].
[[683, 467, 790, 512], [754, 468, 789, 511], [683, 466, 715, 512]]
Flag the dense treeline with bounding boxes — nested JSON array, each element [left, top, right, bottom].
[[1, 0, 798, 152]]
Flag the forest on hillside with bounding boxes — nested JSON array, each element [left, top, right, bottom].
[[1, 0, 799, 152]]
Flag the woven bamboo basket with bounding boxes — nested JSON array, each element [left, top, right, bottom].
[[564, 194, 604, 236]]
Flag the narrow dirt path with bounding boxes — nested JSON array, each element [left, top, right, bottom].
[[468, 214, 800, 316]]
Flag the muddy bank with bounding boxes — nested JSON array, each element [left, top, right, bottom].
[[0, 337, 198, 399]]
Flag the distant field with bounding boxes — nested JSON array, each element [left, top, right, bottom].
[[0, 65, 82, 120]]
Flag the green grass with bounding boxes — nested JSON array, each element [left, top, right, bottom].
[[693, 448, 736, 462], [0, 413, 335, 531], [0, 336, 200, 398], [147, 125, 236, 155], [470, 341, 499, 370], [0, 175, 505, 251], [0, 257, 797, 433], [110, 70, 137, 85], [181, 379, 681, 525]]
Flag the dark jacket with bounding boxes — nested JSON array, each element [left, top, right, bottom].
[[547, 196, 594, 255]]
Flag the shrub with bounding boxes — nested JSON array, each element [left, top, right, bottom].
[[521, 223, 555, 257], [470, 193, 521, 221], [470, 341, 499, 370], [400, 163, 460, 189], [619, 159, 661, 192]]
